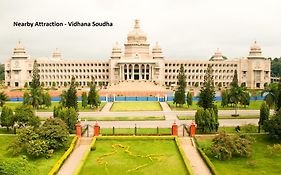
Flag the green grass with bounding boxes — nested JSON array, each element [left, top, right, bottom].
[[79, 139, 188, 175], [0, 135, 74, 175], [110, 102, 163, 112], [100, 128, 171, 135], [80, 116, 165, 121], [2, 101, 106, 112], [196, 135, 281, 175], [0, 128, 14, 134], [177, 115, 259, 120], [168, 100, 264, 111]]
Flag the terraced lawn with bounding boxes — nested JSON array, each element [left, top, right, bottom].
[[110, 102, 162, 111]]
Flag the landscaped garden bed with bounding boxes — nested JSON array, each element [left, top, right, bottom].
[[77, 136, 194, 175]]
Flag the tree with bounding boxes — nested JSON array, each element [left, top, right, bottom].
[[55, 107, 78, 132], [88, 79, 100, 109], [221, 90, 229, 107], [262, 83, 278, 109], [13, 105, 40, 128], [37, 118, 69, 149], [0, 91, 8, 107], [186, 92, 193, 108], [28, 60, 44, 109], [63, 82, 67, 87], [228, 70, 249, 116], [259, 102, 269, 133], [65, 77, 78, 110], [43, 92, 51, 108], [198, 65, 215, 109], [0, 64, 4, 80], [264, 110, 281, 140], [210, 133, 253, 160], [60, 90, 67, 107], [173, 65, 186, 107], [0, 106, 14, 130], [24, 82, 29, 88], [52, 82, 56, 87], [23, 91, 30, 105], [195, 108, 218, 133], [82, 92, 88, 109]]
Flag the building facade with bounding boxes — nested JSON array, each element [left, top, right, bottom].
[[5, 20, 271, 89]]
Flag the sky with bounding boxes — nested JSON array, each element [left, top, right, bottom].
[[0, 0, 281, 62]]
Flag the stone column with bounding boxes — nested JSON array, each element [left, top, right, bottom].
[[144, 64, 147, 80], [132, 64, 135, 80], [139, 64, 142, 80], [119, 65, 122, 81], [126, 64, 129, 80]]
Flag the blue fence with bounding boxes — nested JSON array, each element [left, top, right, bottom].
[[8, 95, 265, 102]]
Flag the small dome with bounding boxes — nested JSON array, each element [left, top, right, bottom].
[[52, 48, 62, 59], [13, 41, 26, 55], [249, 41, 263, 58], [127, 20, 147, 44], [211, 48, 224, 61], [152, 42, 163, 59], [111, 42, 122, 58]]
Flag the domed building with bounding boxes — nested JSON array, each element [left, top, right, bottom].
[[4, 20, 271, 90]]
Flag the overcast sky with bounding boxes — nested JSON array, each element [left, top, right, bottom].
[[0, 0, 280, 62]]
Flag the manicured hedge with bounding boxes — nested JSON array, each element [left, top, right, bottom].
[[193, 137, 219, 175], [48, 136, 78, 175]]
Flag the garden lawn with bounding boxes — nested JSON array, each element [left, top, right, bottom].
[[0, 135, 74, 175], [110, 102, 162, 111], [168, 100, 264, 111], [2, 101, 106, 112], [197, 135, 281, 175], [80, 138, 188, 175], [80, 116, 165, 121]]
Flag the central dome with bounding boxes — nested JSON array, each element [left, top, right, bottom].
[[127, 19, 147, 44]]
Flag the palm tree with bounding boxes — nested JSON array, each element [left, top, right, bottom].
[[0, 91, 8, 107], [229, 86, 247, 116], [262, 83, 278, 109]]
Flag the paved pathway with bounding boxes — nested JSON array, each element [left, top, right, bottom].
[[101, 102, 113, 112], [160, 102, 177, 121], [179, 137, 211, 175], [58, 137, 92, 175]]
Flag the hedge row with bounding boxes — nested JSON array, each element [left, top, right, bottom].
[[74, 137, 97, 175], [96, 135, 175, 140], [193, 137, 219, 175], [48, 136, 78, 175], [174, 137, 195, 175]]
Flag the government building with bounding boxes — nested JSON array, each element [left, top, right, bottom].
[[5, 20, 271, 90]]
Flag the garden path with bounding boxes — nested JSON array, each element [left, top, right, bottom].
[[179, 137, 212, 175], [160, 102, 178, 121], [101, 102, 113, 112], [57, 137, 92, 175]]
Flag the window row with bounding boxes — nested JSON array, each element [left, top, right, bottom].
[[165, 69, 235, 74], [38, 63, 109, 67], [40, 75, 109, 79], [164, 63, 237, 67], [38, 69, 109, 73], [165, 75, 234, 79]]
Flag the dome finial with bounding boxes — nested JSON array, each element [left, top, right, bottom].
[[134, 19, 140, 29]]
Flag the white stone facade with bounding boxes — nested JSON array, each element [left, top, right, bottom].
[[5, 20, 271, 89]]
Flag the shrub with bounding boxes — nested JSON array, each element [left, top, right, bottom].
[[209, 133, 253, 160], [241, 124, 257, 133], [267, 144, 281, 155], [26, 139, 49, 158], [264, 110, 281, 140], [0, 157, 34, 175]]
